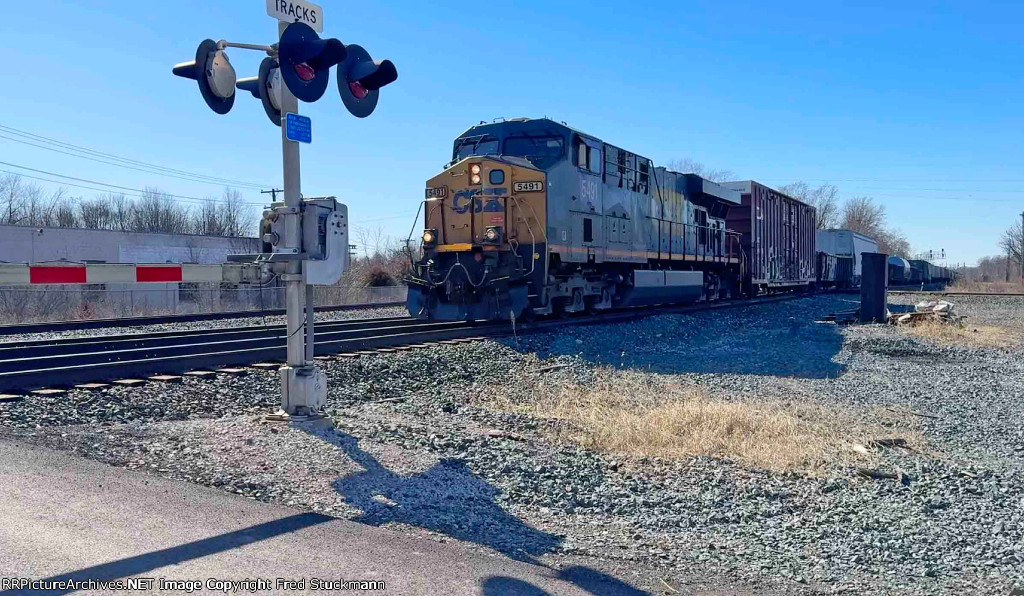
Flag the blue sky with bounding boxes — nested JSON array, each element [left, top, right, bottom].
[[1, 0, 1021, 265]]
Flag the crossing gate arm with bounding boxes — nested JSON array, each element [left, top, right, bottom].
[[0, 263, 265, 285]]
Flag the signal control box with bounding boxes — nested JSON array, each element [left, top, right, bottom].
[[257, 196, 349, 286], [301, 197, 348, 285]]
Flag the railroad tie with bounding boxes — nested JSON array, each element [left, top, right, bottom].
[[30, 389, 67, 397], [75, 383, 110, 391], [216, 368, 249, 377]]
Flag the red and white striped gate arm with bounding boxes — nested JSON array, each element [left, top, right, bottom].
[[0, 263, 257, 285]]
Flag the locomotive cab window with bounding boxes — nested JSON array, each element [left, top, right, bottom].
[[696, 209, 708, 246], [638, 159, 650, 195], [573, 135, 602, 175], [453, 135, 499, 161], [503, 136, 565, 169], [604, 145, 639, 191]]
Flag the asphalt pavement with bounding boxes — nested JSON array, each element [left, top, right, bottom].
[[0, 439, 648, 595]]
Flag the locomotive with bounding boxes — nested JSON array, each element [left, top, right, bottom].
[[405, 118, 771, 321]]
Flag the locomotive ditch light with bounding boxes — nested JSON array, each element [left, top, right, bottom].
[[172, 39, 237, 114], [337, 44, 398, 118], [237, 57, 284, 126], [483, 226, 502, 245], [278, 22, 347, 103], [422, 229, 438, 247]]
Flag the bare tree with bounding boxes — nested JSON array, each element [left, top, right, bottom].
[[665, 158, 734, 183], [192, 188, 254, 237], [108, 193, 133, 231], [0, 178, 251, 238], [0, 174, 26, 225], [217, 187, 253, 237], [79, 196, 114, 229], [353, 225, 388, 258], [779, 182, 839, 229], [998, 220, 1023, 280], [194, 199, 224, 236], [130, 188, 191, 234], [840, 197, 887, 237], [52, 194, 79, 228], [875, 228, 911, 257]]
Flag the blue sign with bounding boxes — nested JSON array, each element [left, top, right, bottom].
[[285, 113, 312, 144]]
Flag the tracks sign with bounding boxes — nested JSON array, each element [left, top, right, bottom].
[[266, 0, 323, 33]]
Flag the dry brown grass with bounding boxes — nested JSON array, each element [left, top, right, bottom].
[[896, 319, 1019, 348], [947, 280, 1024, 294], [479, 369, 916, 473]]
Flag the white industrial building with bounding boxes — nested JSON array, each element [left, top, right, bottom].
[[0, 225, 261, 314]]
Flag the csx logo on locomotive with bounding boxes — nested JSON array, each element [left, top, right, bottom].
[[452, 188, 506, 214]]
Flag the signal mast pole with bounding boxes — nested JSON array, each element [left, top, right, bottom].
[[278, 19, 308, 383]]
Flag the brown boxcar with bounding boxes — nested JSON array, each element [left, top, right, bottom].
[[722, 180, 817, 294]]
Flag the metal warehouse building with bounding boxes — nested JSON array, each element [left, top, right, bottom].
[[0, 225, 260, 312]]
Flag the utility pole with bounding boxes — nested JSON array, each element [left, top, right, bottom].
[[1020, 211, 1023, 284]]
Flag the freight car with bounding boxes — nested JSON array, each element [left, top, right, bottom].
[[887, 256, 912, 285], [406, 118, 752, 321], [816, 252, 854, 289], [723, 181, 817, 295], [816, 229, 878, 285], [909, 259, 954, 285]]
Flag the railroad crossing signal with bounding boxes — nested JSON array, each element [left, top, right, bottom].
[[172, 24, 396, 124], [172, 39, 237, 114], [170, 6, 396, 419], [337, 45, 398, 118], [277, 22, 346, 103], [237, 57, 283, 125]]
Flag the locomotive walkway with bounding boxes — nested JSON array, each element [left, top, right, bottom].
[[0, 439, 648, 595]]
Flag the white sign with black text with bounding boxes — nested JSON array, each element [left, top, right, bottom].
[[266, 0, 324, 33]]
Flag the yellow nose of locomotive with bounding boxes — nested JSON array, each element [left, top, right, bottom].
[[422, 157, 546, 252]]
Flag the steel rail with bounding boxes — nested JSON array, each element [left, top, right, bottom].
[[0, 316, 438, 353], [0, 293, 806, 393], [0, 300, 406, 336], [0, 320, 471, 371]]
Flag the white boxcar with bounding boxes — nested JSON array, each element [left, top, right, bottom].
[[816, 229, 879, 283]]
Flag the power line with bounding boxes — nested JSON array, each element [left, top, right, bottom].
[[0, 162, 267, 207], [0, 124, 271, 190], [762, 177, 1024, 183]]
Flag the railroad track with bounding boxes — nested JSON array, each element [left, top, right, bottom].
[[0, 294, 807, 394], [0, 300, 406, 336], [889, 290, 1024, 297]]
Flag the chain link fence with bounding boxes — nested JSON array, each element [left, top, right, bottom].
[[0, 284, 407, 324]]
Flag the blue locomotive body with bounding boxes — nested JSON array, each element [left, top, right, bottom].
[[406, 118, 746, 320]]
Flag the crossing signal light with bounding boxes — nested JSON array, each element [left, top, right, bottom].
[[237, 57, 283, 126], [336, 44, 398, 118], [278, 22, 347, 103], [172, 39, 237, 115]]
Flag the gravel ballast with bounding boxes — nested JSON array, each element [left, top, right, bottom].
[[2, 294, 1023, 595]]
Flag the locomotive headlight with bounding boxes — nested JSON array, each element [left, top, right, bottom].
[[469, 163, 482, 185], [422, 229, 437, 246], [471, 174, 482, 184], [470, 164, 482, 175], [483, 226, 502, 244]]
